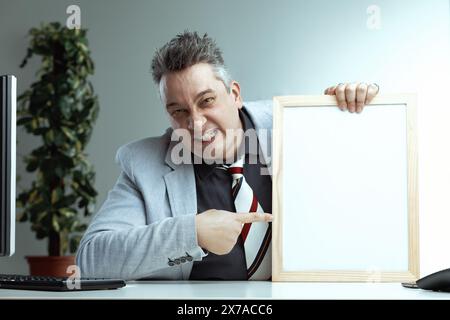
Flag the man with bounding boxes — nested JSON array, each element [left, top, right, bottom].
[[76, 31, 379, 280]]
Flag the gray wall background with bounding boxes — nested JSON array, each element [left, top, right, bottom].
[[1, 0, 449, 275]]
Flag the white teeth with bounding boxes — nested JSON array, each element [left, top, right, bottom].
[[199, 129, 217, 142]]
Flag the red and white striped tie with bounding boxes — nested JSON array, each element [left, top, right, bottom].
[[226, 157, 272, 280]]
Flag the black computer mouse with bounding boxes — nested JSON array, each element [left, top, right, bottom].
[[416, 268, 450, 292]]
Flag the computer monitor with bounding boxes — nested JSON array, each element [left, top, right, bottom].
[[0, 75, 16, 257]]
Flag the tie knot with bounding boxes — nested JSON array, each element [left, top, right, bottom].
[[227, 157, 244, 179], [228, 166, 243, 176]]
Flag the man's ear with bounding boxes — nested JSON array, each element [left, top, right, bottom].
[[229, 80, 243, 109]]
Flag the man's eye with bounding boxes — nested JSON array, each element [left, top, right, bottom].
[[171, 109, 187, 117], [203, 97, 215, 105]]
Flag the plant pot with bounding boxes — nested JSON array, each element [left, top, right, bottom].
[[26, 256, 76, 277]]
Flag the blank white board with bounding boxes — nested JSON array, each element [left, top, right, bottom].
[[272, 95, 419, 282]]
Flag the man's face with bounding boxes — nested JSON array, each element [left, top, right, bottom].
[[160, 63, 243, 161]]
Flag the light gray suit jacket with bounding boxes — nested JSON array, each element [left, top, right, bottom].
[[76, 100, 273, 280]]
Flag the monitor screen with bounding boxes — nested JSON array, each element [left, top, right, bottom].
[[0, 75, 16, 257]]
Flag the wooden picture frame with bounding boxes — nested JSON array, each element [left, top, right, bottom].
[[272, 94, 419, 282]]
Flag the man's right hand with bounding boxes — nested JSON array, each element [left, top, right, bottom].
[[195, 209, 273, 255]]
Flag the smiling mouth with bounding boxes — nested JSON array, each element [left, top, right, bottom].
[[194, 128, 218, 142]]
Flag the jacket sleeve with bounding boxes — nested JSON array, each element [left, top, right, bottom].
[[75, 146, 205, 280]]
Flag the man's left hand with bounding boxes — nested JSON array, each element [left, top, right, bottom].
[[324, 82, 380, 113]]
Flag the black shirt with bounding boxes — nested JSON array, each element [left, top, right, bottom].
[[189, 107, 272, 280]]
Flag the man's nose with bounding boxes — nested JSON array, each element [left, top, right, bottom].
[[187, 111, 206, 131]]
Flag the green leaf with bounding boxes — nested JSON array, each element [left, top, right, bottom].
[[18, 213, 28, 222], [53, 131, 66, 146], [51, 189, 59, 204], [75, 224, 87, 233], [30, 118, 39, 130], [20, 48, 33, 68], [59, 97, 73, 119], [69, 234, 82, 253], [36, 229, 47, 239], [52, 215, 60, 232], [17, 117, 33, 126], [59, 208, 76, 218], [26, 158, 39, 172], [36, 211, 48, 223], [44, 129, 55, 142], [60, 126, 76, 141]]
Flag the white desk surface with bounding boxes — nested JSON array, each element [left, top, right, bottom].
[[0, 281, 449, 300]]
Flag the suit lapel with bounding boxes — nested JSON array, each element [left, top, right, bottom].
[[164, 139, 197, 218], [244, 102, 273, 177], [255, 124, 272, 177]]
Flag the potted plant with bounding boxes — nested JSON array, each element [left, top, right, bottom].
[[16, 22, 99, 277]]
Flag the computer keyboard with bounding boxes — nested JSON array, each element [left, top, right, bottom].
[[0, 274, 126, 291]]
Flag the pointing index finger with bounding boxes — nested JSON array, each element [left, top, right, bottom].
[[235, 212, 273, 224]]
